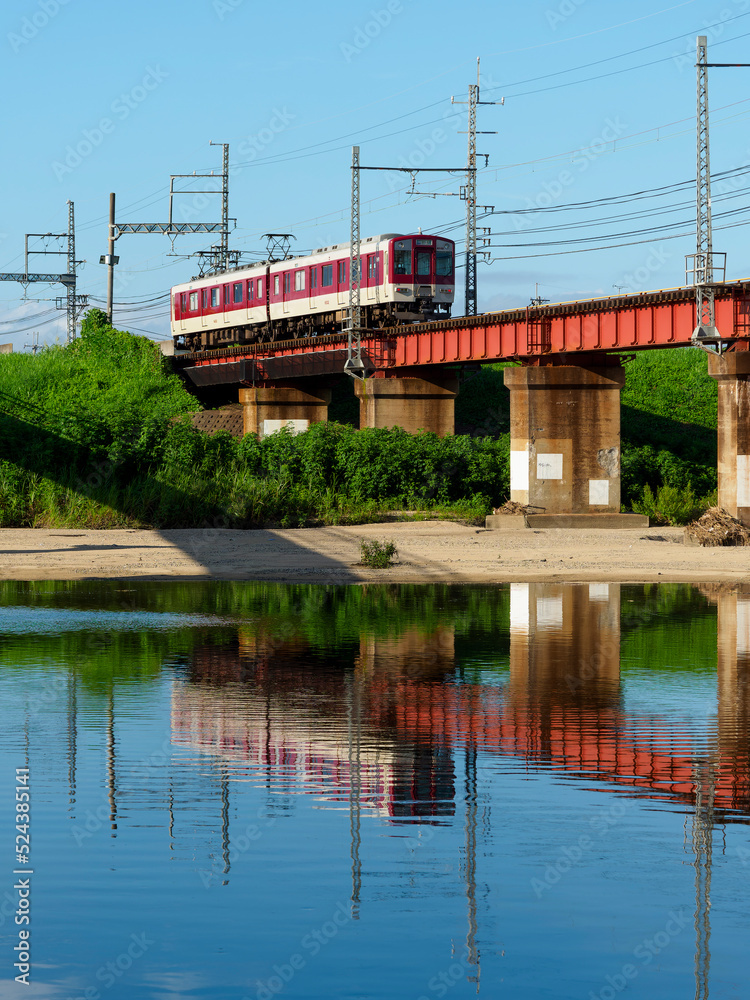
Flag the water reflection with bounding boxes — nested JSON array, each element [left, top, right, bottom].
[[161, 584, 735, 998], [2, 580, 749, 998]]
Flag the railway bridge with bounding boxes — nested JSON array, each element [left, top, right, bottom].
[[174, 280, 750, 524]]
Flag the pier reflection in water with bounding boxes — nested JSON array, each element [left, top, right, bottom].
[[0, 581, 748, 999]]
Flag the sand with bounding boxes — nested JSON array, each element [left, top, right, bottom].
[[0, 520, 749, 584]]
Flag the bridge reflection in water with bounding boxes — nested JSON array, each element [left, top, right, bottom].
[[166, 583, 750, 999]]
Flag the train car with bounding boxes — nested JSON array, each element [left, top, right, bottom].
[[171, 232, 455, 352]]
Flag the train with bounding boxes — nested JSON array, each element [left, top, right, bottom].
[[170, 232, 455, 353]]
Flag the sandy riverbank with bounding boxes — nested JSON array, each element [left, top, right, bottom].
[[1, 520, 749, 584]]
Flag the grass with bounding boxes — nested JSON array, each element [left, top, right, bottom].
[[0, 315, 724, 530]]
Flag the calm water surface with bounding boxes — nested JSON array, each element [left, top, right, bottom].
[[0, 581, 748, 1000]]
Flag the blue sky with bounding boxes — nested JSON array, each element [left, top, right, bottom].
[[1, 0, 750, 349]]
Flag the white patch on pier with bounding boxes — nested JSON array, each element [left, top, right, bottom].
[[510, 449, 530, 491], [737, 455, 750, 507], [738, 599, 750, 657], [536, 594, 563, 631], [536, 453, 563, 480], [588, 583, 610, 602], [588, 479, 610, 506], [262, 419, 309, 439], [509, 583, 530, 635]]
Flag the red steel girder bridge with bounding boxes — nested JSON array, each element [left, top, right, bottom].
[[176, 280, 750, 386]]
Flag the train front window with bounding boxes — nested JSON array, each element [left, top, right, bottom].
[[436, 251, 453, 277], [416, 251, 431, 277], [394, 240, 412, 276]]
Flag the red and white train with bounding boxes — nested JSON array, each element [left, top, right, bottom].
[[170, 232, 455, 352]]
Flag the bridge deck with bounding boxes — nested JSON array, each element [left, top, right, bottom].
[[175, 280, 750, 385]]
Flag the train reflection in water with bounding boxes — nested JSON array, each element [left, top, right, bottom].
[[166, 582, 750, 996], [171, 584, 750, 819]]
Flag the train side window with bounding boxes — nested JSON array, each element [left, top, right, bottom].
[[394, 241, 412, 276], [247, 280, 253, 302], [257, 278, 263, 299], [189, 291, 198, 311], [368, 256, 378, 281], [294, 269, 305, 292], [322, 264, 333, 287], [283, 272, 290, 294], [180, 292, 187, 312], [274, 275, 280, 295], [337, 261, 347, 284], [233, 282, 243, 303], [211, 287, 220, 307], [310, 267, 317, 290], [202, 289, 208, 309]]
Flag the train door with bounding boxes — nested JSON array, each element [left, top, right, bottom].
[[336, 260, 347, 307], [366, 254, 378, 302], [415, 245, 434, 290], [178, 293, 186, 334], [309, 265, 318, 311]]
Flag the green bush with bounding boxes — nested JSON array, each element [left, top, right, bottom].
[[631, 483, 707, 525], [0, 319, 725, 531], [360, 539, 398, 568]]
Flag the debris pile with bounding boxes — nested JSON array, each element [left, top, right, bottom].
[[684, 507, 750, 546], [492, 501, 545, 516]]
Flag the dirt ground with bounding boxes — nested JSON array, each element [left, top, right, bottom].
[[1, 520, 749, 584]]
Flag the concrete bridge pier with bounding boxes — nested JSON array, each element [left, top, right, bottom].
[[354, 370, 458, 435], [708, 352, 750, 525], [503, 358, 641, 524], [508, 582, 621, 710], [239, 383, 330, 439], [716, 587, 750, 739]]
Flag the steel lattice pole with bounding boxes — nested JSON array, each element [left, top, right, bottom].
[[67, 200, 76, 343], [221, 143, 229, 272], [346, 145, 362, 374], [465, 84, 478, 316], [697, 36, 713, 284]]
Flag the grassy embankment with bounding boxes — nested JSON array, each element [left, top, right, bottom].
[[0, 310, 717, 529]]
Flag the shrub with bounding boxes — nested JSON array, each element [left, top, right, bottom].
[[631, 483, 707, 525], [360, 539, 398, 568]]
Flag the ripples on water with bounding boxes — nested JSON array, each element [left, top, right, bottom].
[[0, 580, 748, 1000]]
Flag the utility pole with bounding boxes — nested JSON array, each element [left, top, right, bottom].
[[104, 147, 234, 325], [343, 152, 468, 378], [105, 193, 117, 324], [209, 142, 230, 273], [1, 202, 85, 344], [55, 201, 88, 340], [530, 283, 549, 307], [452, 58, 501, 316], [66, 201, 77, 341], [24, 331, 40, 354], [689, 36, 750, 347], [345, 145, 362, 378]]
